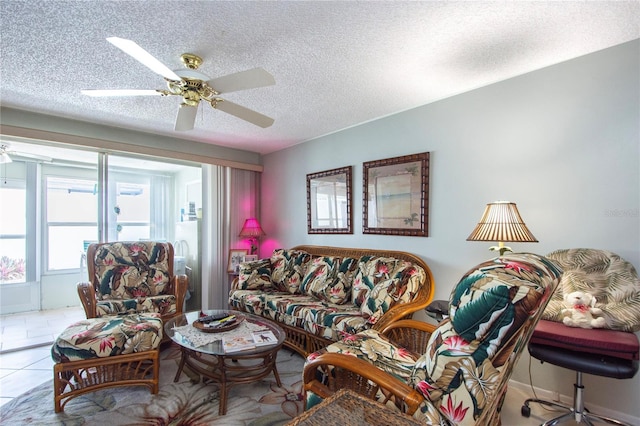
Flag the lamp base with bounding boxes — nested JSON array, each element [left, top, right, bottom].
[[489, 243, 512, 256]]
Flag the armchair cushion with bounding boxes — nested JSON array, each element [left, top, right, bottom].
[[93, 241, 171, 299], [96, 295, 177, 317], [307, 328, 420, 381]]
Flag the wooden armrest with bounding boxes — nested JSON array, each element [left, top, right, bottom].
[[303, 352, 424, 415], [172, 274, 189, 315], [77, 282, 97, 318]]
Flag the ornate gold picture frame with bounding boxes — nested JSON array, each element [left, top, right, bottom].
[[363, 152, 429, 236]]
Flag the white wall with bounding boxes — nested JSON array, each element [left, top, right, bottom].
[[262, 40, 640, 419]]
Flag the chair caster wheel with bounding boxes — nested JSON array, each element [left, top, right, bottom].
[[521, 405, 531, 417]]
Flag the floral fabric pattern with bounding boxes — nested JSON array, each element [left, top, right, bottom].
[[93, 241, 172, 299], [237, 259, 273, 290], [270, 249, 312, 293], [302, 253, 562, 426], [300, 256, 358, 304], [51, 313, 163, 363], [229, 248, 429, 352], [407, 254, 562, 425], [351, 256, 401, 307], [360, 262, 425, 325], [306, 328, 420, 381]]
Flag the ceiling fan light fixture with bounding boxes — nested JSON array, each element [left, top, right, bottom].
[[0, 152, 12, 164], [84, 38, 276, 130]]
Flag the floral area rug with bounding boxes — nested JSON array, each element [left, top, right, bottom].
[[0, 344, 306, 425]]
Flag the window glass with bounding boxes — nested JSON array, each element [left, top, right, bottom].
[[0, 185, 26, 283], [46, 177, 98, 270]]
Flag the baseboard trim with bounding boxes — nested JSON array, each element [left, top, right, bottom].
[[508, 379, 640, 425]]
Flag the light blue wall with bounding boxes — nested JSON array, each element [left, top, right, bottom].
[[262, 40, 640, 419]]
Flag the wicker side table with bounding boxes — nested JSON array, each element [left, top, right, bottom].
[[287, 389, 422, 426]]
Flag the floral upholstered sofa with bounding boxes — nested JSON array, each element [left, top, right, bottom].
[[228, 245, 435, 356]]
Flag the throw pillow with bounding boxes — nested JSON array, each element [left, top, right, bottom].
[[360, 262, 425, 325], [270, 249, 312, 293], [237, 259, 272, 290], [301, 256, 358, 304], [351, 256, 401, 307]]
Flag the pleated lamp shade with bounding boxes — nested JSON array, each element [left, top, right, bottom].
[[467, 201, 538, 246], [239, 218, 265, 238]]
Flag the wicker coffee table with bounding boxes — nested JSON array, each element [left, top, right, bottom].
[[288, 389, 422, 426], [165, 310, 285, 415]]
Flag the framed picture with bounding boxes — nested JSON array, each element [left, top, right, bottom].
[[363, 152, 429, 236], [306, 166, 353, 234], [228, 249, 249, 273], [243, 255, 258, 262]]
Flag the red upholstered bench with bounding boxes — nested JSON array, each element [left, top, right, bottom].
[[532, 319, 638, 360]]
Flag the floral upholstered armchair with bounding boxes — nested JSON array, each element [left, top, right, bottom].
[[78, 241, 188, 342], [303, 253, 562, 425]]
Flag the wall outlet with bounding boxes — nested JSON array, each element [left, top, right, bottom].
[[552, 391, 561, 402]]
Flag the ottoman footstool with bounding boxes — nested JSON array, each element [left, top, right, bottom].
[[51, 313, 163, 412]]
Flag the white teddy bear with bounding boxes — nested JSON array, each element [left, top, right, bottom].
[[561, 291, 606, 329]]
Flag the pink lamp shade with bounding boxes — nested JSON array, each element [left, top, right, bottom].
[[239, 218, 265, 238], [239, 218, 265, 255]]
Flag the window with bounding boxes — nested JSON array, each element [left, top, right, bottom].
[[0, 180, 26, 283], [46, 177, 98, 270]]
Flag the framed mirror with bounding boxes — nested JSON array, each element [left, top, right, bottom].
[[307, 166, 352, 234], [363, 152, 429, 236]]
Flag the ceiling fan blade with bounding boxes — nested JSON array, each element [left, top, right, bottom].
[[107, 37, 181, 81], [214, 99, 274, 128], [81, 89, 163, 97], [208, 68, 275, 94], [175, 103, 198, 131]]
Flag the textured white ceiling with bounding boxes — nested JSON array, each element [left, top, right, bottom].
[[1, 1, 638, 155]]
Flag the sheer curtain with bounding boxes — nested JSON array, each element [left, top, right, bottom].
[[201, 165, 260, 309]]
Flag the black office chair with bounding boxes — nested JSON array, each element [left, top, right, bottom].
[[521, 248, 640, 426]]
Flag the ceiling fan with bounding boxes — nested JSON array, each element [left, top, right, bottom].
[[82, 37, 275, 131], [0, 143, 53, 163]]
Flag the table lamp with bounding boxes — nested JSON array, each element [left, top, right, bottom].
[[239, 218, 265, 255], [466, 201, 538, 255]]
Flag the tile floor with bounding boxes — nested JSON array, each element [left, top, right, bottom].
[[0, 307, 560, 424], [0, 306, 85, 408]]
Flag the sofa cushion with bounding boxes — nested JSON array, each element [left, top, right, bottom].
[[351, 256, 402, 307], [93, 241, 171, 299], [264, 292, 369, 338], [301, 256, 358, 304], [360, 261, 425, 325], [270, 249, 312, 293], [237, 259, 272, 290]]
